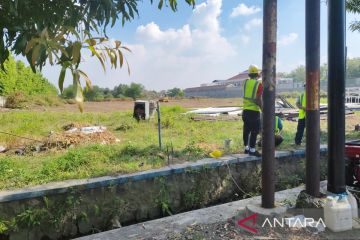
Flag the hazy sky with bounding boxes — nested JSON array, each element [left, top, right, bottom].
[[40, 0, 360, 91]]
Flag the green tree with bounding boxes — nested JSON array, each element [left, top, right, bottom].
[[125, 83, 144, 100], [62, 85, 113, 101], [347, 0, 360, 32], [61, 85, 76, 99], [84, 86, 106, 101], [320, 64, 328, 81], [112, 84, 129, 98], [166, 87, 184, 97], [286, 65, 305, 83], [347, 58, 360, 79], [0, 55, 57, 96], [0, 0, 195, 109]]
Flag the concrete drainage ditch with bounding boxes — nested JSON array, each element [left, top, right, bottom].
[[0, 146, 327, 240]]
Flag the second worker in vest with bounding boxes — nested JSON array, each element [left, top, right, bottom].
[[257, 116, 284, 147], [294, 84, 306, 145], [242, 65, 263, 157]]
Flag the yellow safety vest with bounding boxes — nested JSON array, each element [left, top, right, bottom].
[[243, 79, 261, 112], [275, 116, 280, 133], [298, 92, 306, 119]]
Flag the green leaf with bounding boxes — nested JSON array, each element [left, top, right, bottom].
[[58, 67, 67, 93], [25, 38, 38, 53], [47, 49, 53, 65], [72, 70, 84, 112], [121, 46, 132, 53], [89, 46, 106, 72], [125, 57, 131, 75], [118, 49, 124, 67], [158, 0, 164, 9], [72, 41, 82, 65], [31, 45, 41, 65], [78, 69, 92, 90]]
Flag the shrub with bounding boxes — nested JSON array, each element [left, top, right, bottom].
[[5, 92, 28, 108]]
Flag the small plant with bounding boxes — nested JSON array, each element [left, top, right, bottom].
[[5, 92, 28, 109], [161, 117, 175, 129], [0, 159, 12, 175], [155, 177, 172, 216], [183, 141, 207, 160], [16, 208, 48, 229]]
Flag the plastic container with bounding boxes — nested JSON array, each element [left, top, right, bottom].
[[324, 195, 353, 232], [348, 192, 359, 219]]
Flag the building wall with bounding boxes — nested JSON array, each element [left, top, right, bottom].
[[185, 86, 244, 98], [184, 84, 305, 98]]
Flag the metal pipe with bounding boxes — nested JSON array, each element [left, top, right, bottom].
[[157, 101, 162, 150], [327, 0, 346, 194], [261, 0, 277, 209], [305, 0, 320, 197]]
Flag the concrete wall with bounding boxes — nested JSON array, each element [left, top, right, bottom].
[[0, 147, 327, 240]]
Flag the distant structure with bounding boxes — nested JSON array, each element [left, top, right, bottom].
[[184, 70, 301, 98], [0, 96, 6, 108], [346, 87, 360, 103]]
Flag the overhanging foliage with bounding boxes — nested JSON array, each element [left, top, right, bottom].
[[0, 0, 195, 110]]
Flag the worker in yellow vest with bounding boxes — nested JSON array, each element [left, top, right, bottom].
[[257, 116, 284, 147], [295, 84, 306, 145], [243, 65, 263, 157], [274, 116, 284, 146]]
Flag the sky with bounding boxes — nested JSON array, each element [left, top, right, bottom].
[[40, 0, 360, 91]]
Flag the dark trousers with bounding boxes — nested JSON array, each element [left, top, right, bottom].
[[295, 118, 306, 145], [257, 135, 284, 147], [242, 110, 261, 148]]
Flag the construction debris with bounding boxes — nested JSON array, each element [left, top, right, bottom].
[[0, 146, 6, 153], [4, 123, 120, 155], [187, 107, 242, 115], [44, 125, 119, 150], [65, 126, 107, 134], [187, 96, 355, 122], [190, 115, 241, 122]]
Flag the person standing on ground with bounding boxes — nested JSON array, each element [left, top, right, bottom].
[[242, 65, 263, 157], [294, 84, 306, 145]]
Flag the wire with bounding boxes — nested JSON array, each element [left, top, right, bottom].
[[223, 160, 248, 196], [0, 131, 43, 143]]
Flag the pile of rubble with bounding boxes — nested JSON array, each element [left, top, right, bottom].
[[1, 123, 120, 155], [44, 125, 120, 150]]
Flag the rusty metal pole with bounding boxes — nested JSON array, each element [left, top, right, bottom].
[[262, 0, 277, 209], [327, 0, 346, 194], [305, 0, 320, 197]]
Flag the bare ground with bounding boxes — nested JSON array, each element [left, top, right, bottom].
[[30, 98, 242, 112], [165, 218, 360, 240]]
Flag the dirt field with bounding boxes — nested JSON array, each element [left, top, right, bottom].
[[30, 98, 242, 112]]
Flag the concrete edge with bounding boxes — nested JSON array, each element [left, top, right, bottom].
[[75, 182, 328, 240], [0, 145, 328, 203]]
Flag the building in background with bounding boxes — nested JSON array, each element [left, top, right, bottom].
[[184, 70, 300, 98]]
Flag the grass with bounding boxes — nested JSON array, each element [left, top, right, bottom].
[[0, 104, 360, 190]]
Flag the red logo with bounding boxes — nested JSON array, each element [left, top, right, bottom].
[[237, 214, 258, 233]]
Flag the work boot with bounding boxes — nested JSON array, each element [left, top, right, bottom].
[[249, 150, 261, 157]]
